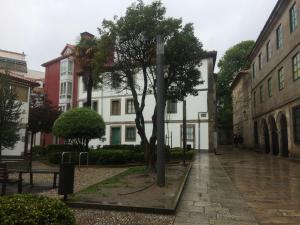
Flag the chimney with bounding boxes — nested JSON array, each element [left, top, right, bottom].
[[80, 32, 94, 40]]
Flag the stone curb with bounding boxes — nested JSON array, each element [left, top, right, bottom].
[[66, 163, 193, 215]]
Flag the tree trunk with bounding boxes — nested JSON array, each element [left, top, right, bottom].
[[148, 106, 158, 171], [83, 67, 93, 108]]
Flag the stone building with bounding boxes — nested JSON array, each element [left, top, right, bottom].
[[248, 0, 300, 157], [231, 70, 254, 148]]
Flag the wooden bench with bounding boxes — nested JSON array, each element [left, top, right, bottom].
[[0, 163, 22, 195], [19, 169, 59, 188], [3, 157, 59, 189]]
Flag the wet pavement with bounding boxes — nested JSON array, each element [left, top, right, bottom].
[[4, 150, 300, 225], [174, 149, 300, 225]]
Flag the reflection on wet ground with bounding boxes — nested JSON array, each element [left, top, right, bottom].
[[219, 149, 300, 225], [174, 149, 300, 225]]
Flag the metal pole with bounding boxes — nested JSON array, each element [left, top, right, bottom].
[[183, 100, 187, 166], [156, 35, 165, 187]]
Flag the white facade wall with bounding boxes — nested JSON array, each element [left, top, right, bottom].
[[3, 88, 30, 156], [78, 59, 211, 150]]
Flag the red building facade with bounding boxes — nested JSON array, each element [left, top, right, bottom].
[[41, 44, 80, 146]]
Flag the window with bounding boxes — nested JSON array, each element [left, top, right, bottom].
[[111, 73, 121, 89], [67, 82, 72, 99], [266, 41, 272, 62], [167, 100, 177, 114], [290, 3, 298, 33], [258, 53, 262, 70], [60, 105, 66, 112], [93, 101, 98, 112], [252, 63, 256, 78], [68, 60, 73, 75], [126, 99, 135, 114], [187, 127, 194, 140], [253, 91, 256, 108], [181, 125, 194, 141], [60, 59, 73, 76], [292, 53, 300, 81], [276, 24, 283, 49], [260, 85, 264, 103], [60, 60, 67, 76], [60, 82, 66, 99], [293, 106, 300, 143], [125, 126, 136, 142], [268, 78, 272, 97], [278, 67, 285, 90], [111, 99, 121, 115], [200, 113, 207, 118]]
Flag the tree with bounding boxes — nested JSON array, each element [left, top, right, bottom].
[[0, 73, 23, 160], [28, 96, 60, 150], [217, 40, 255, 140], [74, 32, 101, 108], [52, 108, 105, 149], [96, 0, 205, 170]]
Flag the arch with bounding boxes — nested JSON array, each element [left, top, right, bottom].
[[268, 116, 279, 156], [279, 114, 289, 157], [254, 121, 259, 145], [261, 119, 270, 154]]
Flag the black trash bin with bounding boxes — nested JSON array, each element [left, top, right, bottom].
[[58, 163, 75, 200]]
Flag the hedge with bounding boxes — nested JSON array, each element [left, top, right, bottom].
[[48, 147, 194, 165], [0, 195, 75, 225], [31, 145, 47, 156], [102, 145, 142, 151]]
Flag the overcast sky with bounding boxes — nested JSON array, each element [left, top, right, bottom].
[[0, 0, 278, 72]]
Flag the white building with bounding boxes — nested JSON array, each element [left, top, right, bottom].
[[0, 49, 38, 156], [77, 52, 217, 151]]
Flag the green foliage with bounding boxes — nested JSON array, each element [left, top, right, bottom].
[[0, 195, 75, 225], [75, 33, 100, 107], [47, 144, 83, 153], [28, 97, 60, 135], [0, 73, 23, 156], [217, 40, 255, 130], [102, 145, 142, 151], [96, 0, 205, 168], [47, 146, 193, 165], [31, 145, 47, 156], [165, 23, 205, 101], [52, 108, 105, 146], [167, 149, 195, 161]]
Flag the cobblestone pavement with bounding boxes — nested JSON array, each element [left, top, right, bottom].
[[9, 162, 126, 198], [173, 151, 259, 225]]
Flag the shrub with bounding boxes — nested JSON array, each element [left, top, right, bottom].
[[47, 146, 194, 165], [31, 145, 46, 156], [102, 145, 142, 151], [0, 195, 75, 225], [52, 108, 105, 146], [47, 144, 82, 153], [168, 149, 195, 160], [97, 150, 133, 165]]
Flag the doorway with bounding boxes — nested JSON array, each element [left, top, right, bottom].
[[262, 120, 270, 154], [111, 127, 121, 145], [280, 115, 289, 157]]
